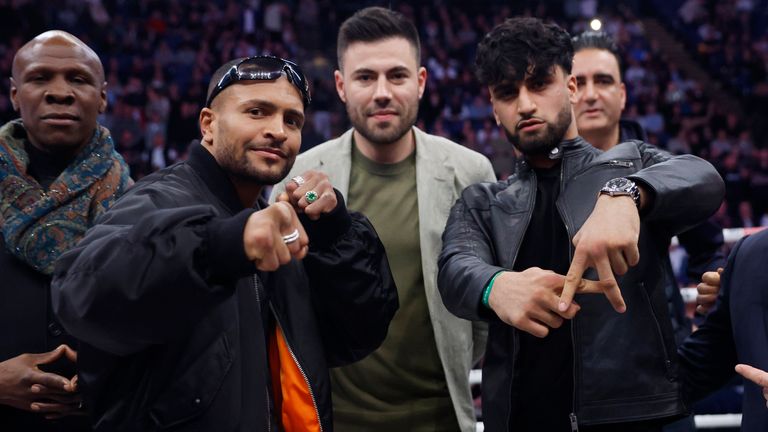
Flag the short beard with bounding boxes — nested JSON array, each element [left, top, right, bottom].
[[505, 102, 572, 156], [347, 106, 416, 147]]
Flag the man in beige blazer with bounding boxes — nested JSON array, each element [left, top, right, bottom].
[[271, 7, 495, 432]]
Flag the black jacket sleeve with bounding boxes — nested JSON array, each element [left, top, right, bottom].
[[677, 237, 741, 402], [628, 142, 725, 236], [51, 184, 256, 356], [300, 191, 399, 367], [437, 184, 506, 322]]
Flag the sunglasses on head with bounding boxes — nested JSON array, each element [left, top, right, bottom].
[[205, 55, 311, 108]]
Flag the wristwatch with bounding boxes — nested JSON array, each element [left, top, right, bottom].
[[600, 177, 640, 208]]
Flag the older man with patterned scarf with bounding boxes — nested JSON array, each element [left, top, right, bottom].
[[0, 30, 130, 431]]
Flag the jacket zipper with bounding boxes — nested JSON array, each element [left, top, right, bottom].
[[504, 168, 536, 429], [270, 304, 324, 432], [560, 156, 638, 429], [607, 159, 633, 168], [570, 159, 635, 180], [508, 167, 537, 269], [555, 162, 579, 431], [252, 275, 272, 432], [639, 284, 674, 377], [570, 412, 579, 431]]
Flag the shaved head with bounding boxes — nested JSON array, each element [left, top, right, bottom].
[[12, 31, 104, 82], [10, 30, 107, 155]]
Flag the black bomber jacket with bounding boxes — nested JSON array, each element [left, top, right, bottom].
[[51, 144, 398, 431]]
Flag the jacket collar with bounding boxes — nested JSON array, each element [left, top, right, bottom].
[[558, 136, 590, 156], [412, 127, 453, 182], [186, 144, 251, 213], [619, 118, 648, 142], [326, 127, 446, 196], [516, 136, 591, 173], [322, 129, 355, 196]]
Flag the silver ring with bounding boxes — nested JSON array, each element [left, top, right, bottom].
[[78, 401, 84, 409], [291, 175, 305, 187], [282, 228, 300, 244]]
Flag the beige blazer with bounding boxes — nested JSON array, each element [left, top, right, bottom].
[[271, 127, 496, 432]]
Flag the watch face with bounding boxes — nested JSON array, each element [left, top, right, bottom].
[[606, 177, 632, 191], [602, 177, 639, 207]]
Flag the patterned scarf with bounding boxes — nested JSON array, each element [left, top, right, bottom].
[[0, 119, 131, 275]]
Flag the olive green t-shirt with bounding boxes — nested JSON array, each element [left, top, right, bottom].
[[330, 143, 457, 431]]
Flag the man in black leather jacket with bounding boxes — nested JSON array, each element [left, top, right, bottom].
[[438, 18, 724, 431], [50, 56, 398, 431]]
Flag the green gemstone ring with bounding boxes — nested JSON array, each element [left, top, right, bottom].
[[305, 190, 319, 203]]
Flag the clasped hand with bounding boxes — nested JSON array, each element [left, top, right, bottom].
[[695, 268, 723, 315], [0, 345, 84, 419]]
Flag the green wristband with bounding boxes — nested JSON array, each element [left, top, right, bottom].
[[482, 271, 503, 308]]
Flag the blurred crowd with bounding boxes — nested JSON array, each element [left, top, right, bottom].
[[668, 0, 768, 228], [1, 0, 766, 227]]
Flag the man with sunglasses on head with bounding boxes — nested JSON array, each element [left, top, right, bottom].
[[273, 7, 495, 432], [50, 55, 398, 431]]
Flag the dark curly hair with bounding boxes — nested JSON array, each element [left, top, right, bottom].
[[572, 31, 623, 79], [475, 17, 573, 88]]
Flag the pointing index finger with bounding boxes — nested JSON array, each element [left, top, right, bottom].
[[736, 364, 768, 387]]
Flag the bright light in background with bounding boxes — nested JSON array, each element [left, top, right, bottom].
[[590, 18, 602, 31]]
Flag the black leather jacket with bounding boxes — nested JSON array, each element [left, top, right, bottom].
[[51, 145, 398, 431], [438, 137, 724, 429], [620, 118, 726, 337]]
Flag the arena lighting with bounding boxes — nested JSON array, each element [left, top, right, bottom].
[[590, 18, 602, 31]]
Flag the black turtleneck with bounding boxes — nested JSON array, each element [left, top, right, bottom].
[[24, 141, 75, 189]]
